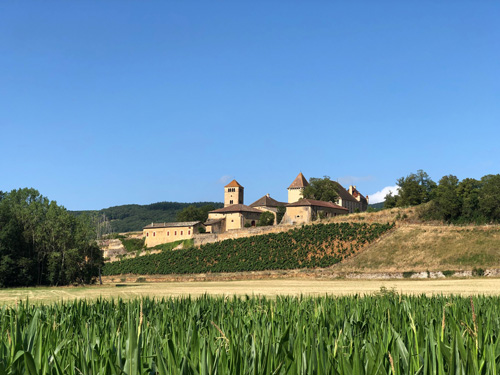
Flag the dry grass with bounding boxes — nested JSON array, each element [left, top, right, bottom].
[[2, 278, 500, 306], [334, 224, 500, 273]]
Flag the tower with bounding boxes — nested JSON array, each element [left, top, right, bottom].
[[224, 180, 244, 207], [288, 172, 309, 203]]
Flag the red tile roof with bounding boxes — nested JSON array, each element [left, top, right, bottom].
[[288, 173, 309, 189], [250, 195, 286, 208], [225, 179, 243, 188]]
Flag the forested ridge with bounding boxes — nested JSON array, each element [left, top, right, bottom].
[[103, 222, 394, 275], [71, 201, 223, 232]]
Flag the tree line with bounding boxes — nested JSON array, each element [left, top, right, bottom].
[[72, 201, 224, 232], [384, 170, 500, 223], [0, 188, 103, 287]]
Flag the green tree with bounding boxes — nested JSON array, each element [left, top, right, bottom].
[[457, 178, 481, 221], [276, 205, 286, 224], [0, 188, 103, 287], [384, 191, 398, 209], [478, 174, 500, 222], [258, 211, 275, 226], [434, 175, 461, 221], [395, 170, 436, 207], [176, 204, 216, 223], [302, 176, 339, 202]]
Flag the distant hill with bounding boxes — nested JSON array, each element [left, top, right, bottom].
[[369, 202, 384, 210], [71, 201, 223, 233]]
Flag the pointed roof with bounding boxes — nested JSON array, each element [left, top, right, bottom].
[[288, 173, 309, 189], [225, 179, 244, 188], [250, 195, 286, 208]]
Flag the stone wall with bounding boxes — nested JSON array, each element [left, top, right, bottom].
[[193, 224, 298, 247]]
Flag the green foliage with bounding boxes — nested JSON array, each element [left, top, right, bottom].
[[442, 270, 455, 277], [176, 204, 216, 223], [417, 173, 500, 223], [120, 237, 145, 252], [478, 174, 500, 221], [71, 201, 223, 232], [258, 211, 275, 226], [0, 188, 103, 287], [384, 191, 398, 209], [103, 222, 394, 276], [276, 205, 286, 224], [472, 267, 485, 277], [434, 175, 462, 221], [369, 202, 384, 210], [389, 170, 437, 207], [302, 176, 339, 202], [2, 295, 500, 373], [403, 271, 415, 278]]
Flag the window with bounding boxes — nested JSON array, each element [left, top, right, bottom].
[[174, 231, 177, 235], [230, 200, 233, 204], [167, 231, 170, 236], [147, 232, 149, 237], [153, 232, 156, 237], [188, 230, 191, 235], [181, 231, 183, 235]]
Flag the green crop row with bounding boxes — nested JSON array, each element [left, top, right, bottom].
[[1, 294, 499, 374], [103, 222, 394, 276]]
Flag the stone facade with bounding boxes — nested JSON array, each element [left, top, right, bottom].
[[282, 198, 348, 225], [143, 221, 204, 248], [224, 180, 244, 207]]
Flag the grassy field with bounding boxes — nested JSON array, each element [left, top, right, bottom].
[[334, 224, 500, 273], [2, 278, 500, 306]]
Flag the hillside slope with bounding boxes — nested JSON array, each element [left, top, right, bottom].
[[71, 201, 223, 232], [103, 222, 394, 275], [333, 224, 500, 273]]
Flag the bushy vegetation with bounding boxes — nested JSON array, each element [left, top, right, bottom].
[[120, 237, 145, 252], [1, 294, 500, 374], [71, 201, 223, 232], [103, 222, 393, 276], [385, 170, 500, 223], [0, 188, 103, 287], [258, 211, 275, 226]]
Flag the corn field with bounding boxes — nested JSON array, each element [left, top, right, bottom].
[[1, 294, 499, 374]]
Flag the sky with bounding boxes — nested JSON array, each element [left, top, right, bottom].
[[1, 1, 499, 210]]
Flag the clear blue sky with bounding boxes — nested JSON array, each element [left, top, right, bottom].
[[1, 1, 499, 210]]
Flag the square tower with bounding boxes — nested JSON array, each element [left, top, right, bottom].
[[288, 173, 309, 203], [224, 180, 244, 207]]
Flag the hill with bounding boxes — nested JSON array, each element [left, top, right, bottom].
[[103, 222, 394, 275], [71, 201, 223, 232], [333, 224, 500, 273], [368, 201, 384, 210]]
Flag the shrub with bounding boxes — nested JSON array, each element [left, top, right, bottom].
[[472, 267, 485, 277]]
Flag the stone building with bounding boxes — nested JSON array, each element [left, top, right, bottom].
[[206, 204, 263, 232], [282, 198, 348, 225], [224, 179, 244, 207], [143, 221, 204, 247], [334, 182, 369, 213], [249, 194, 286, 224]]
